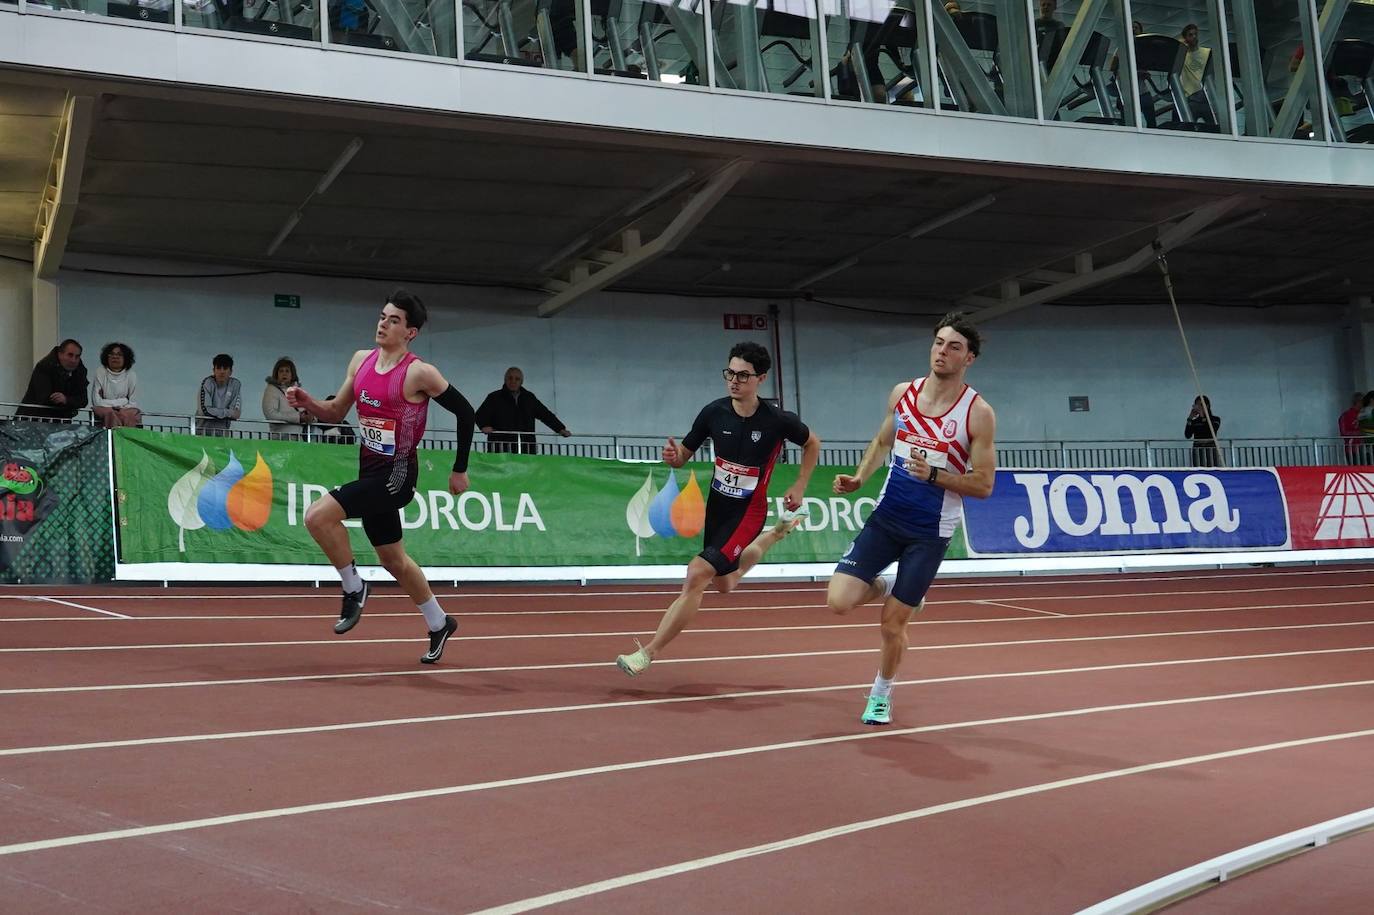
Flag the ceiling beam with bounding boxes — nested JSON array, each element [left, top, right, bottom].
[[965, 196, 1248, 322], [33, 94, 95, 280], [538, 160, 752, 317]]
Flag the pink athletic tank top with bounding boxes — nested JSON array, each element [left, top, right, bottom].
[[354, 350, 428, 483]]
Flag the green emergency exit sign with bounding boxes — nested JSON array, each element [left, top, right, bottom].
[[275, 294, 301, 309]]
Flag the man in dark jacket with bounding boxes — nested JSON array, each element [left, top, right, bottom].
[[474, 367, 572, 454], [16, 340, 88, 420]]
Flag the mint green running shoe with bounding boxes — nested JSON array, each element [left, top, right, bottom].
[[616, 641, 652, 677], [861, 693, 891, 725]]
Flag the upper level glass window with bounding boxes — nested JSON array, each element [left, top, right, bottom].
[[1317, 0, 1374, 143], [464, 0, 588, 71], [711, 0, 824, 97]]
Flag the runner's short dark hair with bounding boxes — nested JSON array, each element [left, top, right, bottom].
[[728, 341, 771, 376], [388, 288, 427, 331], [934, 312, 981, 356]]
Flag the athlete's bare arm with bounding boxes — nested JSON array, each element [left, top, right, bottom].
[[782, 430, 822, 509], [662, 437, 696, 468], [286, 350, 368, 424], [833, 383, 904, 494], [904, 398, 997, 499]]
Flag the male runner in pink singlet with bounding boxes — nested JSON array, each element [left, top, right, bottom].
[[287, 290, 477, 664], [827, 313, 996, 725]]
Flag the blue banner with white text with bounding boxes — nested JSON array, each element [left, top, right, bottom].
[[962, 468, 1291, 555]]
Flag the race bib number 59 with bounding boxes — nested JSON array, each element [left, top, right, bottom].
[[359, 416, 397, 455], [712, 458, 760, 499], [894, 428, 949, 469]]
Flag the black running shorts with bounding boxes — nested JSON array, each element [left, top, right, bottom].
[[330, 463, 418, 547], [698, 494, 767, 576]]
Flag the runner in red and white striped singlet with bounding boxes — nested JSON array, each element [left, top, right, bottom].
[[826, 313, 998, 726]]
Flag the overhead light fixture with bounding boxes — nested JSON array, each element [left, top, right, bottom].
[[265, 136, 364, 257], [266, 211, 302, 257], [315, 137, 364, 196]]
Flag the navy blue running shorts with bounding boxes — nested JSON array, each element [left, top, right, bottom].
[[833, 516, 951, 607]]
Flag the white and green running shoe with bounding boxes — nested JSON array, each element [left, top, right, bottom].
[[860, 693, 891, 726], [616, 641, 652, 677]]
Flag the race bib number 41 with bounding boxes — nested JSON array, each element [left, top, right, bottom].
[[894, 428, 949, 469], [712, 458, 760, 499], [359, 416, 397, 455]]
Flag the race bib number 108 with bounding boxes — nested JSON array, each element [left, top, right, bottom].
[[359, 416, 397, 455]]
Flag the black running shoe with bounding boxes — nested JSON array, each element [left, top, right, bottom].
[[334, 580, 369, 634], [421, 615, 458, 664]]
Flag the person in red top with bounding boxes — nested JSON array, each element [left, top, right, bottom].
[[287, 289, 477, 664], [1339, 392, 1364, 465]]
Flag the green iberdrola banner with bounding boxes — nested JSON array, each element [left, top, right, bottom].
[[113, 429, 967, 566]]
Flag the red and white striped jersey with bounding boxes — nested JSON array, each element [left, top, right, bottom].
[[871, 378, 980, 539]]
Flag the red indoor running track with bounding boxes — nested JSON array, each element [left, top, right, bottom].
[[2, 565, 1374, 913]]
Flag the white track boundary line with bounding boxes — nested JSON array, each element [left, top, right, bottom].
[[5, 694, 1373, 860], [470, 727, 1374, 915], [7, 643, 1372, 697], [979, 600, 1066, 617], [7, 594, 1374, 627], [9, 572, 1374, 603], [6, 656, 1373, 759], [5, 618, 1373, 655], [1077, 806, 1374, 914], [24, 597, 131, 620]]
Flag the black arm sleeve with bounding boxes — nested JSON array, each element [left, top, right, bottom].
[[681, 404, 714, 453], [783, 410, 811, 447], [434, 385, 477, 473], [529, 393, 567, 433]]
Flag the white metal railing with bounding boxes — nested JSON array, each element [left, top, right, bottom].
[[3, 401, 1367, 468]]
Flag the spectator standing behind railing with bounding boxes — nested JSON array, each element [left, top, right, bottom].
[[1358, 392, 1374, 464], [1185, 395, 1221, 467], [16, 339, 88, 421], [91, 342, 141, 428], [474, 366, 572, 454], [262, 357, 312, 440], [1339, 392, 1364, 465], [197, 353, 242, 435]]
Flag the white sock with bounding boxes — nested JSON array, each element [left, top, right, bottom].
[[417, 597, 446, 630], [337, 562, 362, 593], [871, 674, 894, 698], [872, 574, 895, 602]]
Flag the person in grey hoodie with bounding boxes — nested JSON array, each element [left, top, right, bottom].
[[197, 354, 243, 436]]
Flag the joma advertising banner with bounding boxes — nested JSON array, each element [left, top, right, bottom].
[[113, 429, 968, 566], [962, 468, 1291, 556]]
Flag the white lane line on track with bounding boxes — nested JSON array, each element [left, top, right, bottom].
[[4, 641, 1372, 698], [979, 600, 1066, 617], [7, 584, 1374, 623], [4, 684, 1373, 858], [10, 567, 1374, 602], [470, 726, 1374, 914], [4, 618, 1373, 654], [6, 653, 1373, 758], [21, 597, 131, 620]]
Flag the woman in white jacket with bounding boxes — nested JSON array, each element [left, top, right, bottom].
[[91, 342, 141, 428], [262, 356, 312, 439]]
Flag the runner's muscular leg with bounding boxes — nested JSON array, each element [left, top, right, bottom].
[[304, 494, 354, 569], [645, 557, 717, 657], [827, 573, 889, 615], [374, 540, 434, 605], [877, 595, 918, 679]]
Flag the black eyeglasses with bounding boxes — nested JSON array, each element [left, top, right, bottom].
[[722, 369, 761, 382]]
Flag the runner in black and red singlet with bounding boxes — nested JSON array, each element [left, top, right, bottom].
[[615, 341, 821, 677], [286, 289, 477, 664]]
